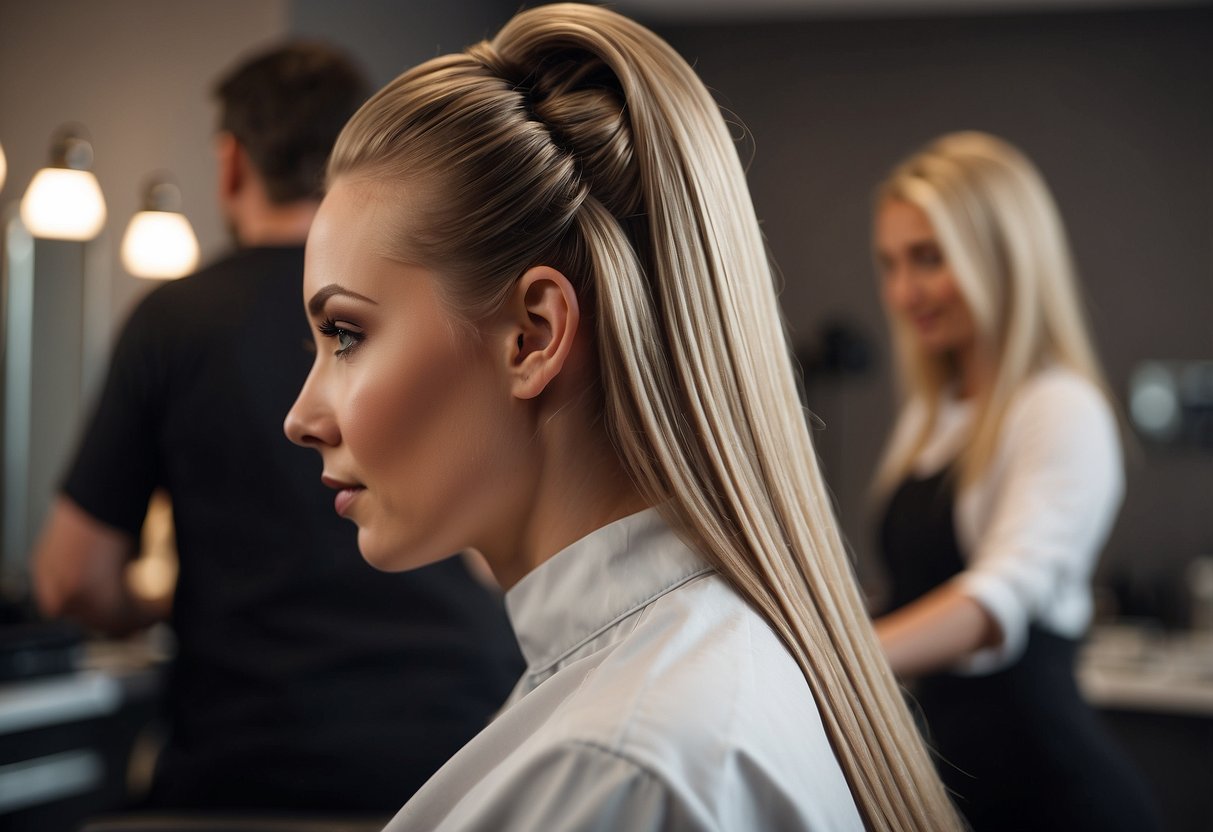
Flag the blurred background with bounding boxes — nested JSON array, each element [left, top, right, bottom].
[[0, 0, 1209, 829]]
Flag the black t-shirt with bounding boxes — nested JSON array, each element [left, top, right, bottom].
[[64, 246, 523, 813]]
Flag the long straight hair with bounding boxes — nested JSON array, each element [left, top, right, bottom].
[[330, 5, 960, 829], [872, 132, 1113, 496]]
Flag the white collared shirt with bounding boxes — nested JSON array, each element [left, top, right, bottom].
[[886, 366, 1123, 674], [383, 508, 864, 831]]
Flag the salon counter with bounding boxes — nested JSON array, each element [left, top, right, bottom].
[[0, 635, 164, 832], [1079, 625, 1213, 716], [1078, 625, 1213, 832]]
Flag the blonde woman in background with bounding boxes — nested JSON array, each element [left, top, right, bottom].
[[871, 131, 1158, 831], [284, 4, 962, 830]]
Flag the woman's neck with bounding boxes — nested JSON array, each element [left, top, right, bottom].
[[953, 343, 992, 400], [482, 397, 650, 590]]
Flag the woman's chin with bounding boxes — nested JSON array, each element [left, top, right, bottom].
[[916, 332, 964, 358], [356, 528, 450, 573], [355, 528, 402, 572]]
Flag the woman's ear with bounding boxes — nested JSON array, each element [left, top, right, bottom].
[[503, 266, 580, 400]]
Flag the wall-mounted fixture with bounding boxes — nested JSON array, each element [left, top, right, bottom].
[[121, 176, 199, 279], [1129, 360, 1213, 450], [19, 126, 107, 241], [0, 139, 7, 193]]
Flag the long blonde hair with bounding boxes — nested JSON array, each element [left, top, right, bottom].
[[331, 5, 960, 829], [873, 131, 1112, 494]]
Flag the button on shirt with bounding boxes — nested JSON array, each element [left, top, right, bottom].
[[383, 508, 864, 831]]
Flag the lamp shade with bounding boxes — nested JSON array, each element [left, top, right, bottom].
[[20, 167, 108, 241], [21, 126, 108, 241], [121, 209, 200, 278], [0, 141, 7, 192]]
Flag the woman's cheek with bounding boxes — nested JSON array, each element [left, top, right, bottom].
[[342, 383, 390, 462]]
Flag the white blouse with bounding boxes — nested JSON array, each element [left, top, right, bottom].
[[383, 508, 864, 831], [885, 366, 1123, 674]]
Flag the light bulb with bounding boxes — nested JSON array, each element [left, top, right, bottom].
[[121, 210, 200, 279]]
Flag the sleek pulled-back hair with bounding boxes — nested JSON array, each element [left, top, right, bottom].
[[331, 6, 961, 829], [215, 41, 370, 204], [873, 131, 1113, 494]]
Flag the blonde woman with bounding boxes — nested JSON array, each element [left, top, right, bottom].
[[871, 132, 1158, 831], [283, 4, 962, 830]]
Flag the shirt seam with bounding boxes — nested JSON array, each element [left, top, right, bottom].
[[526, 566, 715, 676], [564, 737, 673, 793]]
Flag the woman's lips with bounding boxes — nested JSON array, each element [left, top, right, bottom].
[[333, 486, 364, 518], [321, 475, 365, 518], [911, 310, 940, 332]]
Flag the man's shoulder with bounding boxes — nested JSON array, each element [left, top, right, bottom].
[[129, 247, 302, 329], [132, 250, 241, 312], [159, 247, 298, 297]]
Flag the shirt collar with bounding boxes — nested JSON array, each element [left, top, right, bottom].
[[505, 507, 713, 673]]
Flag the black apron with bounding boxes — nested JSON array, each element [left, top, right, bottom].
[[880, 468, 1159, 832]]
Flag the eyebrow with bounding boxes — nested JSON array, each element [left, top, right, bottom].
[[307, 284, 379, 317]]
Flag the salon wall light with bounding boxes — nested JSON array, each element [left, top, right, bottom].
[[121, 177, 200, 279], [20, 126, 108, 241]]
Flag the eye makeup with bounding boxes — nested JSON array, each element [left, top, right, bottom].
[[318, 318, 365, 358]]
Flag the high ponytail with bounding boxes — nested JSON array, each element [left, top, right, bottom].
[[330, 5, 961, 829]]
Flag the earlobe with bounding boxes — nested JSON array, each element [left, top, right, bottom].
[[508, 266, 580, 400]]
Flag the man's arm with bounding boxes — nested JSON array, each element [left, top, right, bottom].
[[32, 496, 168, 636]]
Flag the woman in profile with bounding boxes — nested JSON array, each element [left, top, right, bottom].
[[870, 131, 1158, 831], [285, 5, 960, 830]]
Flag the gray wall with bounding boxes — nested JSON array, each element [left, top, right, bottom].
[[653, 7, 1213, 600], [290, 0, 515, 86]]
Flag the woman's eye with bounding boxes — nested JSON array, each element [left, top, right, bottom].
[[910, 244, 943, 269], [318, 319, 364, 357]]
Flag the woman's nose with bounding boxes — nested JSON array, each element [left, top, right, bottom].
[[284, 372, 340, 448], [883, 266, 914, 311]]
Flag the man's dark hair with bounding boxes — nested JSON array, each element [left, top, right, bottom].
[[214, 41, 370, 204]]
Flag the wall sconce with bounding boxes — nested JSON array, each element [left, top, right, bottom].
[[120, 177, 200, 279], [1130, 360, 1213, 449], [19, 126, 107, 241], [0, 139, 7, 193]]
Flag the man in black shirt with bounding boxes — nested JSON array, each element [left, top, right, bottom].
[[30, 42, 523, 815]]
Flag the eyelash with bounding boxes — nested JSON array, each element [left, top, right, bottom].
[[317, 318, 365, 358]]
